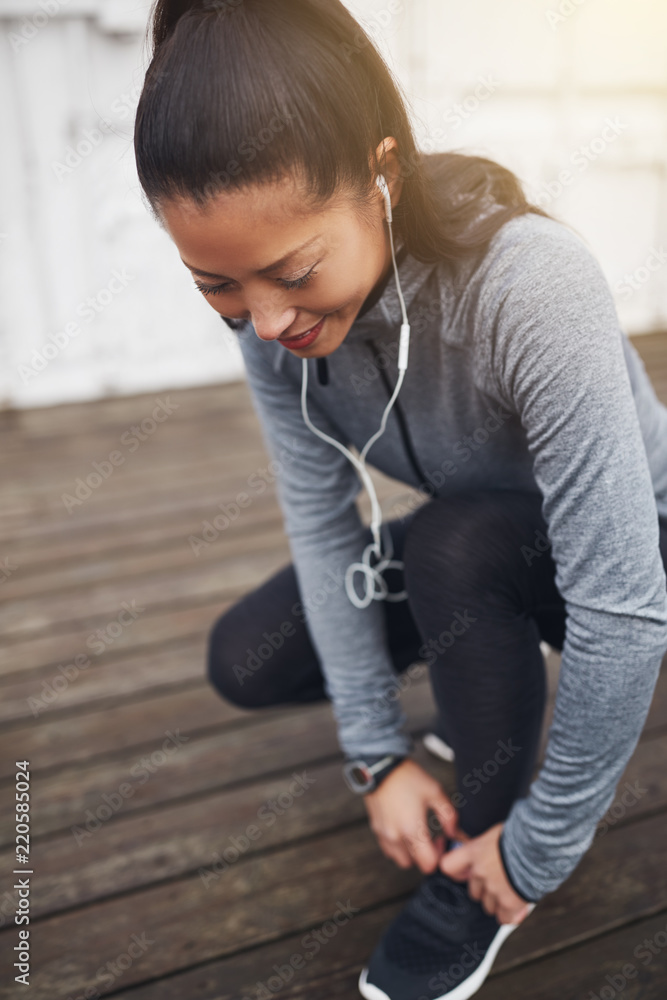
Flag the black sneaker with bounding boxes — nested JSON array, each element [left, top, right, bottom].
[[358, 860, 535, 1000]]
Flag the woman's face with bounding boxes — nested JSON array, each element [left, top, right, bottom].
[[159, 173, 398, 357]]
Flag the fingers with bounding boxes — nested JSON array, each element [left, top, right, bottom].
[[440, 841, 471, 881], [377, 833, 414, 869], [378, 824, 445, 875], [429, 793, 461, 842], [401, 828, 442, 874]]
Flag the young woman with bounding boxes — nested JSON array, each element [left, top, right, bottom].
[[134, 1, 667, 997]]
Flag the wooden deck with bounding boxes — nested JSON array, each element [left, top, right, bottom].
[[1, 331, 667, 1000]]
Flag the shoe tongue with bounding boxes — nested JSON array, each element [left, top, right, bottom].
[[406, 870, 477, 942]]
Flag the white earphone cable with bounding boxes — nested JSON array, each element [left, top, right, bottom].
[[299, 174, 412, 609]]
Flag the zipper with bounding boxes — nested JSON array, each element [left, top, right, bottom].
[[366, 337, 429, 486]]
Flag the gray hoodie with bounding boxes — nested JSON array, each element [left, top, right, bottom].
[[233, 210, 667, 901]]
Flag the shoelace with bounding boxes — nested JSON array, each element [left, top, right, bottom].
[[401, 869, 495, 944]]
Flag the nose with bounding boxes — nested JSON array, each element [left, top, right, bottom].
[[248, 295, 299, 342]]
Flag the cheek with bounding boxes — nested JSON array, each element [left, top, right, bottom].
[[321, 264, 376, 315]]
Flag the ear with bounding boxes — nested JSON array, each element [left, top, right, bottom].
[[374, 136, 404, 210]]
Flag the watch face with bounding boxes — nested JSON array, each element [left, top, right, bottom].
[[343, 760, 373, 792]]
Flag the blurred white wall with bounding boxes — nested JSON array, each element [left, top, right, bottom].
[[1, 0, 666, 410]]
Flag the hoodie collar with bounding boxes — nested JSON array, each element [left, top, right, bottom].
[[339, 240, 438, 343]]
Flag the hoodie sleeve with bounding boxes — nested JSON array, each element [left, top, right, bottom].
[[235, 326, 415, 759], [476, 219, 667, 902]]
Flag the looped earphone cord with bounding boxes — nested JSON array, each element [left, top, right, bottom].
[[344, 518, 408, 606]]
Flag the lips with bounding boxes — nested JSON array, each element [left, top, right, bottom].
[[279, 317, 325, 342], [278, 316, 325, 349]]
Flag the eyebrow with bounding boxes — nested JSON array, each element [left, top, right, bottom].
[[181, 235, 323, 280]]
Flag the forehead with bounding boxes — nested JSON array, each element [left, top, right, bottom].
[[159, 178, 354, 274]]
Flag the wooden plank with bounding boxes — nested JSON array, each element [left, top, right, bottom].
[[0, 638, 207, 723], [0, 444, 273, 535], [2, 721, 665, 924], [3, 644, 666, 779], [0, 487, 283, 569], [464, 908, 667, 1000], [0, 820, 422, 1000], [0, 458, 402, 544], [0, 527, 291, 628], [0, 747, 442, 919], [0, 380, 251, 440], [0, 800, 665, 1000], [102, 902, 667, 1000], [0, 543, 290, 656], [0, 678, 439, 844], [0, 599, 245, 682], [0, 683, 250, 778]]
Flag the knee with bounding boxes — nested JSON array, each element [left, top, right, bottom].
[[206, 608, 267, 710]]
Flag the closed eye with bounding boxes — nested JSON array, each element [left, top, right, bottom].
[[194, 266, 319, 297]]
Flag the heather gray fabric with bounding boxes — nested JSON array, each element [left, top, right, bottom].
[[234, 210, 667, 901]]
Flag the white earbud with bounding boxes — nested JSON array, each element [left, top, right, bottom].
[[376, 173, 393, 223]]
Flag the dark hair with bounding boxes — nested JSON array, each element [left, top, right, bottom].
[[134, 0, 557, 265]]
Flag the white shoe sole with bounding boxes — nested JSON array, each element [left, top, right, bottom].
[[358, 903, 535, 1000], [423, 732, 455, 763]]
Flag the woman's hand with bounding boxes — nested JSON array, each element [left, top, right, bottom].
[[439, 822, 534, 925], [363, 758, 468, 873]]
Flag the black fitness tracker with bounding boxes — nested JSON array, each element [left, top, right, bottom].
[[342, 754, 408, 794]]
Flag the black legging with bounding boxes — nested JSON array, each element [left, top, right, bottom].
[[207, 488, 667, 837]]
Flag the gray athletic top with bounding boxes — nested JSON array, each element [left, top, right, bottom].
[[234, 210, 667, 902]]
